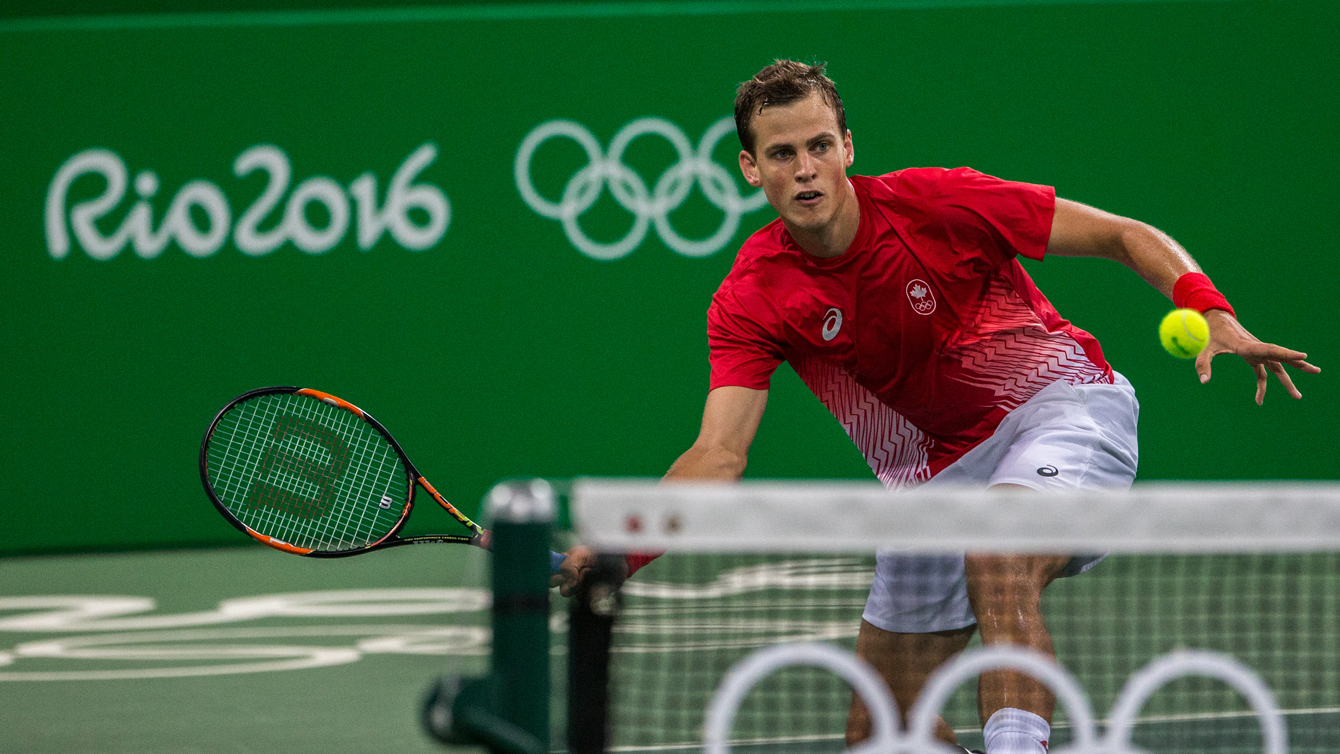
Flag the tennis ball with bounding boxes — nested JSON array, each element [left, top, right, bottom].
[[1160, 308, 1209, 359]]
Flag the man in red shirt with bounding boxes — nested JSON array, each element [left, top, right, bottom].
[[559, 60, 1317, 752]]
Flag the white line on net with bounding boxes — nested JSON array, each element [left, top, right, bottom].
[[574, 479, 1340, 553]]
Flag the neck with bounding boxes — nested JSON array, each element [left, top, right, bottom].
[[788, 178, 860, 259]]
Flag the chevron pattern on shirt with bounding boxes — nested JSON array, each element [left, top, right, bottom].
[[792, 355, 934, 490], [945, 277, 1110, 409]]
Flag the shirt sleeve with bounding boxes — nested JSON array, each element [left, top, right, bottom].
[[884, 167, 1056, 267], [707, 281, 784, 391]]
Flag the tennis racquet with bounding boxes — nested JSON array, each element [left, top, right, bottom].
[[200, 386, 564, 572]]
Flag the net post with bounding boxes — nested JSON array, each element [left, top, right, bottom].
[[568, 552, 626, 754], [486, 479, 555, 753]]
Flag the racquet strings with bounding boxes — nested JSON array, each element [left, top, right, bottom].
[[205, 392, 410, 552]]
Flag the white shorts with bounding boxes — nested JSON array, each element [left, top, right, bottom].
[[862, 373, 1140, 633]]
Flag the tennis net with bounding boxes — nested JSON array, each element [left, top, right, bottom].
[[556, 480, 1340, 754]]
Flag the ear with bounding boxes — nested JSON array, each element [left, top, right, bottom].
[[843, 130, 855, 168], [739, 150, 762, 188]]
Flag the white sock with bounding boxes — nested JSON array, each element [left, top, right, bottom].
[[983, 707, 1050, 754]]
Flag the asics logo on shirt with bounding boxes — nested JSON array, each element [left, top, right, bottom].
[[906, 279, 937, 315], [822, 308, 843, 341]]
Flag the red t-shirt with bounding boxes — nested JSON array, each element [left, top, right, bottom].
[[708, 168, 1113, 487]]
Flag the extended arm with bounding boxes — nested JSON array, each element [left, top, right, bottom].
[[551, 386, 768, 595], [1045, 198, 1319, 403], [664, 385, 769, 481]]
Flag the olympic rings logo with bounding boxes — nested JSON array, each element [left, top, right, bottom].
[[515, 117, 769, 261], [706, 644, 1288, 754]]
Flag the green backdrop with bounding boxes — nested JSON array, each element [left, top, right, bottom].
[[2, 0, 1335, 555]]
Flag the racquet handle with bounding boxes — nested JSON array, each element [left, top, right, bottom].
[[477, 529, 567, 575]]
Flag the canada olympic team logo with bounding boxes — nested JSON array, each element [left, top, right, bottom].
[[515, 117, 769, 261], [906, 279, 936, 315]]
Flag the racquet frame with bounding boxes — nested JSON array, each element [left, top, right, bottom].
[[200, 386, 488, 558]]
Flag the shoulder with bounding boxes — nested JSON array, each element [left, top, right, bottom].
[[865, 167, 1055, 225], [717, 218, 789, 291], [711, 220, 793, 319], [736, 216, 789, 259], [850, 169, 971, 227], [864, 167, 1002, 205]]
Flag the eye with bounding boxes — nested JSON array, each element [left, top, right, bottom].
[[815, 141, 830, 152]]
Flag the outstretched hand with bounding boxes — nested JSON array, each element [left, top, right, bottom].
[[550, 545, 596, 597], [1197, 310, 1320, 404]]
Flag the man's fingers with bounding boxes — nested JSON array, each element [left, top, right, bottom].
[[552, 546, 596, 597], [558, 564, 588, 597], [1269, 361, 1303, 400], [1239, 342, 1315, 402], [1243, 342, 1309, 363], [1195, 348, 1215, 384], [1200, 333, 1318, 400]]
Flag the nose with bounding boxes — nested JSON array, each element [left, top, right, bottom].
[[795, 151, 817, 181]]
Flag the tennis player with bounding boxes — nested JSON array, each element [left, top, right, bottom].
[[557, 60, 1318, 753]]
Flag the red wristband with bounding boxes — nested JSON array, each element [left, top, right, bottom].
[[625, 552, 661, 576], [1172, 272, 1235, 318]]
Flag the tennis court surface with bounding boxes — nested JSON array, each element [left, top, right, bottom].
[[0, 545, 492, 754]]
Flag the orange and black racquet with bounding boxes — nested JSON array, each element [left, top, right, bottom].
[[200, 386, 564, 571]]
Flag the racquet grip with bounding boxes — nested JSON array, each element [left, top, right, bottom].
[[550, 550, 567, 575]]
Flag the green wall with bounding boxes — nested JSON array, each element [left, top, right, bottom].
[[2, 0, 1335, 554]]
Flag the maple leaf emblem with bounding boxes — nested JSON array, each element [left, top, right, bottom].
[[906, 279, 936, 315]]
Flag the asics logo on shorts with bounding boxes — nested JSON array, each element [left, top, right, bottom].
[[515, 117, 769, 261], [822, 307, 843, 341]]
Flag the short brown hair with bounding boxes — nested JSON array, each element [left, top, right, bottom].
[[734, 60, 847, 155]]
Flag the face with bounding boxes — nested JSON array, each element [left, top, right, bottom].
[[739, 92, 855, 235]]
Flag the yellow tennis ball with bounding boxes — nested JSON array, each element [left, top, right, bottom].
[[1160, 308, 1209, 359]]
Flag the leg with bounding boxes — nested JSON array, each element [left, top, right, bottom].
[[956, 378, 1138, 749], [963, 483, 1072, 750], [846, 619, 975, 746], [963, 550, 1070, 723]]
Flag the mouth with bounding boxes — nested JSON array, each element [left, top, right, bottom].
[[794, 190, 823, 207]]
